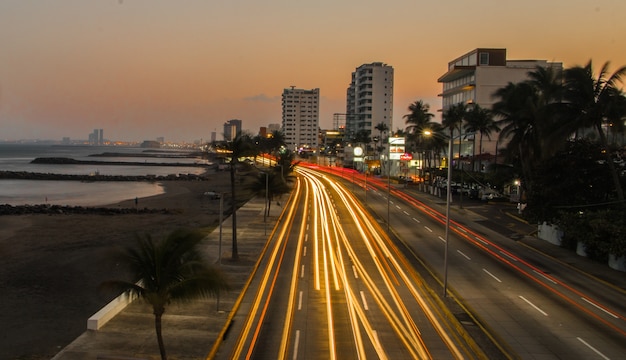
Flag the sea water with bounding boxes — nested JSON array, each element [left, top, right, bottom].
[[0, 144, 209, 206]]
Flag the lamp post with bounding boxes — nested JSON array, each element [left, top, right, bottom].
[[263, 171, 268, 235], [443, 130, 453, 297]]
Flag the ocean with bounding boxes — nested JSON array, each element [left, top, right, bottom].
[[0, 144, 210, 206]]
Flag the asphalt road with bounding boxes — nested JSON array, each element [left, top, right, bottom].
[[346, 173, 626, 360], [218, 168, 485, 359]]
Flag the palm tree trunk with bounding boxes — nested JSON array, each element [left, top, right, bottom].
[[596, 123, 625, 203], [154, 311, 167, 360], [478, 133, 484, 172]]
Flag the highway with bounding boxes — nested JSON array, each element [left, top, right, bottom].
[[333, 166, 626, 360], [221, 167, 484, 359]]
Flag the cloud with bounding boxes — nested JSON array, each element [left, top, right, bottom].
[[243, 94, 280, 103]]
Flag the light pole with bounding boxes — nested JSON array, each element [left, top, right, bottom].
[[263, 171, 268, 235], [217, 192, 224, 311], [443, 130, 453, 297]]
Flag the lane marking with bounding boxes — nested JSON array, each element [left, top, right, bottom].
[[300, 265, 305, 278], [499, 251, 518, 262], [373, 330, 381, 351], [403, 210, 410, 216], [519, 295, 548, 316], [396, 205, 401, 210], [298, 291, 303, 310], [303, 246, 307, 257], [533, 270, 557, 284], [577, 337, 610, 360], [352, 265, 359, 279], [581, 297, 619, 319], [424, 226, 433, 233], [438, 236, 446, 243], [305, 234, 308, 242], [457, 250, 471, 260], [293, 330, 301, 360], [483, 269, 502, 283], [474, 237, 488, 245], [412, 217, 421, 223], [360, 291, 369, 311]]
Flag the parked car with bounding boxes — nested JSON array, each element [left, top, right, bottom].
[[204, 191, 221, 199]]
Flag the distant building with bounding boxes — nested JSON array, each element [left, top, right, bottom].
[[156, 137, 164, 144], [223, 119, 242, 141], [437, 48, 562, 167], [345, 62, 394, 143], [62, 137, 70, 145], [210, 131, 216, 143], [267, 123, 281, 133], [282, 87, 320, 153], [140, 140, 160, 148]]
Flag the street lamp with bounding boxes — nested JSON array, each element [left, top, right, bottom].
[[263, 171, 268, 235], [443, 129, 453, 297]]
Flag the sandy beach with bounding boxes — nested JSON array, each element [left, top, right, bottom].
[[0, 171, 238, 360]]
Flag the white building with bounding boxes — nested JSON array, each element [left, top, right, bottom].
[[282, 87, 320, 153], [438, 48, 562, 165], [346, 62, 394, 142]]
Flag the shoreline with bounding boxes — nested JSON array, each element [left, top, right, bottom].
[[0, 171, 236, 360]]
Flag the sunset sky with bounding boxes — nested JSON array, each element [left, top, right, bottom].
[[1, 0, 625, 143]]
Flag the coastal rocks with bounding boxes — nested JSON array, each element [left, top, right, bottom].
[[0, 204, 172, 216], [31, 156, 209, 168], [0, 170, 210, 182]]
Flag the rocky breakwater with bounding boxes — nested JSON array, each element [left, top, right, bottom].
[[31, 156, 210, 167], [0, 204, 173, 216], [0, 170, 210, 182]]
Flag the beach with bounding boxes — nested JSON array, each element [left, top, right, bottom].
[[0, 171, 237, 360]]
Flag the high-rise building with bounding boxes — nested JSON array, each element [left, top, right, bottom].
[[345, 62, 394, 142], [281, 87, 319, 153], [437, 48, 562, 165], [223, 119, 242, 141]]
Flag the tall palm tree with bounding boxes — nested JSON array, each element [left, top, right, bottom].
[[564, 60, 626, 202], [101, 229, 230, 360], [492, 81, 545, 189], [442, 103, 467, 169], [218, 132, 258, 260], [374, 122, 389, 172], [464, 104, 500, 171], [404, 100, 435, 153]]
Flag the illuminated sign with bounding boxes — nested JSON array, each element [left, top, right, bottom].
[[388, 137, 405, 160]]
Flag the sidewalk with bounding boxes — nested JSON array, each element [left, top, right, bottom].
[[52, 196, 281, 360]]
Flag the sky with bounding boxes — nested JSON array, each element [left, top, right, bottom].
[[1, 0, 626, 143]]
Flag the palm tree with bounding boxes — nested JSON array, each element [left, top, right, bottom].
[[101, 229, 230, 360], [217, 132, 258, 260], [564, 60, 626, 203], [442, 103, 467, 169], [464, 104, 500, 171], [374, 122, 389, 171], [404, 100, 435, 153]]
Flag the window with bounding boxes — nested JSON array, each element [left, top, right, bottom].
[[479, 52, 489, 65]]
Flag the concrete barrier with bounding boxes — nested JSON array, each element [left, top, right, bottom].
[[87, 292, 136, 330]]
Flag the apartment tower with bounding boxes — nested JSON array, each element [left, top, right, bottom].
[[346, 62, 394, 142], [281, 87, 320, 153]]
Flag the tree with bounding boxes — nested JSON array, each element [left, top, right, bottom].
[[564, 60, 626, 203], [101, 229, 230, 360], [403, 100, 435, 153], [374, 122, 389, 152], [442, 103, 467, 169], [464, 104, 500, 171], [492, 81, 544, 192], [217, 132, 258, 260]]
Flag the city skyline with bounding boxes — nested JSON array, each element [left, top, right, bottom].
[[1, 1, 625, 143]]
